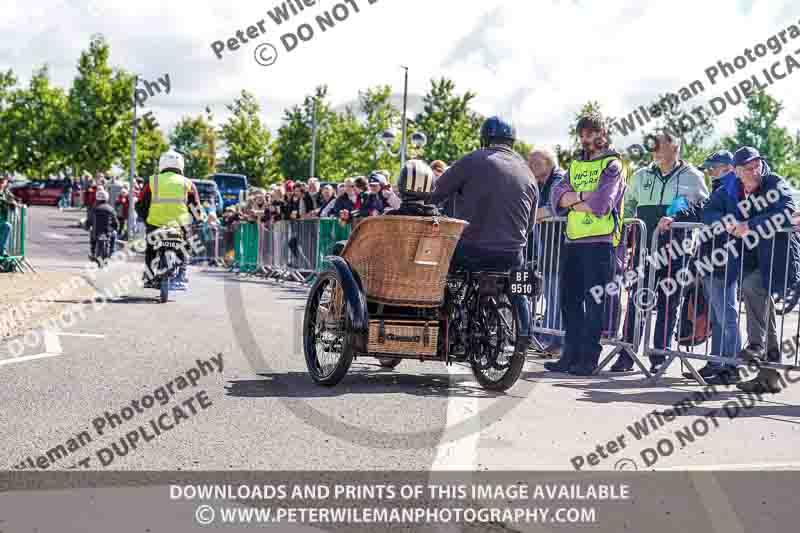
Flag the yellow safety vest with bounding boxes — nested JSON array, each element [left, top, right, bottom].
[[146, 171, 191, 227], [566, 155, 625, 246]]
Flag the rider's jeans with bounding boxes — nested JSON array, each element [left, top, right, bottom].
[[450, 242, 530, 337]]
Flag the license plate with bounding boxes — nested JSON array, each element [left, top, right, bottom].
[[157, 240, 184, 250], [224, 194, 237, 199], [509, 269, 536, 296]]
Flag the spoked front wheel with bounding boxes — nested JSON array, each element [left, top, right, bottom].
[[469, 298, 525, 391], [303, 270, 355, 386]]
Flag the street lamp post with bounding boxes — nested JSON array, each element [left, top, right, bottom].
[[400, 66, 409, 167], [128, 75, 139, 241], [310, 98, 318, 179]]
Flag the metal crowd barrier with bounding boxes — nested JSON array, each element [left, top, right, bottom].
[[1, 206, 35, 273], [643, 222, 800, 384], [528, 216, 648, 374], [189, 222, 225, 267], [226, 218, 354, 283]]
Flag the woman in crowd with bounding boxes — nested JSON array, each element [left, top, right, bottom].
[[269, 186, 288, 222], [314, 184, 336, 217]]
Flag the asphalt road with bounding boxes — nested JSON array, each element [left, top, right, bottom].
[[2, 206, 800, 475]]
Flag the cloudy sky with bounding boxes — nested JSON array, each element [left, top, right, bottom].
[[2, 0, 799, 151]]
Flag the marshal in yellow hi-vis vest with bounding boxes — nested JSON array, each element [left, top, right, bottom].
[[566, 154, 626, 246], [146, 171, 191, 227]]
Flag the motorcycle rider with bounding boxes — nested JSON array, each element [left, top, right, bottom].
[[428, 116, 538, 348], [136, 149, 203, 289], [87, 189, 119, 264]]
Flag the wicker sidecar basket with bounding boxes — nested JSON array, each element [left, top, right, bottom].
[[341, 215, 468, 307]]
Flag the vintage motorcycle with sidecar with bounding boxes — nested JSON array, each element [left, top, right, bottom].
[[302, 213, 533, 391]]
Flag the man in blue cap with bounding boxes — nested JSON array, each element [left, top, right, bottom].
[[730, 146, 799, 393], [699, 150, 735, 192]]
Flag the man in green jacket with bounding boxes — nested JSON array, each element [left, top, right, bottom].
[[611, 131, 709, 373]]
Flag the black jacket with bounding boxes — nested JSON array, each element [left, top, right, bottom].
[[89, 202, 119, 237]]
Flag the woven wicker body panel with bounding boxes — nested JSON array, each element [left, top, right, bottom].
[[368, 320, 439, 357], [341, 216, 467, 307]]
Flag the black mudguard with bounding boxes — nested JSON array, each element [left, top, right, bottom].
[[326, 256, 369, 352]]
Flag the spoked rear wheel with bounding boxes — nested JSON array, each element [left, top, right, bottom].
[[303, 270, 355, 386], [469, 297, 524, 391]]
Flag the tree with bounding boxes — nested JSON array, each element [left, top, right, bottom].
[[219, 90, 275, 186], [274, 86, 352, 182], [355, 85, 402, 179], [2, 66, 69, 178], [414, 78, 483, 165], [170, 108, 218, 179], [120, 114, 168, 178], [723, 91, 794, 170], [513, 140, 533, 160], [0, 69, 19, 174], [64, 34, 134, 175]]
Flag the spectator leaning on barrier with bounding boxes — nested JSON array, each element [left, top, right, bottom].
[[699, 150, 735, 193], [611, 131, 709, 373], [316, 185, 336, 217], [547, 112, 626, 376], [330, 178, 357, 218], [0, 175, 23, 257], [355, 173, 386, 217], [527, 146, 567, 357], [728, 147, 799, 393], [665, 149, 741, 384]]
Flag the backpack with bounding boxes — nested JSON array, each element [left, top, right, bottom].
[[677, 278, 712, 346]]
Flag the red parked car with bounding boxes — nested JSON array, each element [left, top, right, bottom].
[[11, 179, 64, 206]]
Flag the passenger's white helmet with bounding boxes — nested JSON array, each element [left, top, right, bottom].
[[158, 150, 185, 173], [96, 190, 109, 202]]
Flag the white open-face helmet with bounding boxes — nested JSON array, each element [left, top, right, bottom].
[[158, 150, 185, 173]]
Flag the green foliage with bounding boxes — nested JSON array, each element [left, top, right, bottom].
[[64, 34, 134, 175], [219, 90, 275, 187], [723, 91, 794, 169], [170, 108, 217, 179], [120, 113, 168, 178], [414, 78, 483, 165], [0, 69, 20, 174], [2, 66, 69, 178]]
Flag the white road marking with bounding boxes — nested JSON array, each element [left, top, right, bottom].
[[430, 364, 481, 471], [0, 330, 103, 367], [42, 232, 70, 240], [0, 352, 62, 366], [43, 329, 61, 354]]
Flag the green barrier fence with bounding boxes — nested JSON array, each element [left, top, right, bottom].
[[230, 218, 354, 280], [234, 222, 261, 273], [1, 206, 32, 273]]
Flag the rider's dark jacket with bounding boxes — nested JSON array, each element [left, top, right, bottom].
[[88, 202, 119, 237], [429, 145, 538, 253]]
